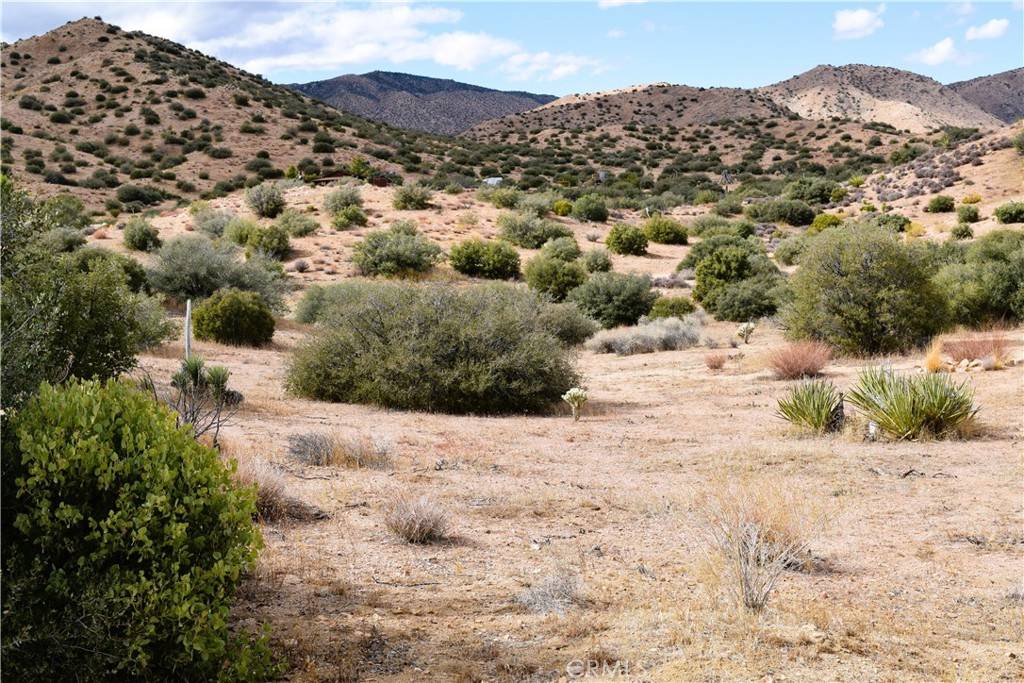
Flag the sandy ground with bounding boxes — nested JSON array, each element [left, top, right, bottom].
[[115, 180, 1024, 681]]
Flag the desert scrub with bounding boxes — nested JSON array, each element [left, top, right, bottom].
[[449, 238, 520, 279], [192, 288, 275, 346], [776, 379, 845, 434], [540, 235, 582, 261], [648, 295, 696, 319], [392, 184, 433, 210], [582, 248, 612, 273], [122, 216, 161, 252], [331, 205, 368, 229], [286, 282, 580, 413], [245, 224, 290, 260], [846, 366, 979, 440], [192, 207, 235, 237], [323, 185, 362, 213], [767, 341, 831, 380], [643, 215, 687, 244], [585, 315, 703, 355], [571, 194, 608, 222], [808, 212, 843, 234], [568, 272, 657, 328], [524, 254, 588, 301], [2, 379, 274, 680], [384, 494, 450, 543], [276, 208, 318, 236], [352, 221, 442, 277], [956, 204, 980, 224], [745, 199, 815, 226], [925, 195, 955, 213], [993, 201, 1024, 224], [245, 181, 285, 218], [498, 212, 572, 248], [605, 223, 648, 255], [950, 223, 974, 240]]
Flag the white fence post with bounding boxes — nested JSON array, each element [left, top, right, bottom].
[[184, 299, 192, 360]]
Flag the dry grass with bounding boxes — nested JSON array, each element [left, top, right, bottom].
[[287, 431, 393, 469], [515, 568, 585, 615], [704, 352, 727, 370], [384, 494, 450, 544], [233, 453, 290, 522], [944, 336, 1009, 365], [923, 338, 946, 373], [767, 341, 832, 380]]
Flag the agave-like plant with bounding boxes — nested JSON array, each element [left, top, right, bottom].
[[846, 366, 978, 440], [776, 379, 844, 434]]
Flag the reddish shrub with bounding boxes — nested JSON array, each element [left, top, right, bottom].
[[767, 341, 831, 380]]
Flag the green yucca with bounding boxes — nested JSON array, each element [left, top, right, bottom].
[[846, 366, 979, 440], [776, 379, 845, 434]]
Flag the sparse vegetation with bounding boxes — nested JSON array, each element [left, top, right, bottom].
[[392, 184, 433, 210], [767, 341, 831, 380], [352, 221, 442, 277], [245, 182, 286, 218], [384, 494, 450, 544]]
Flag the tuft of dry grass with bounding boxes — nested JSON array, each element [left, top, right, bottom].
[[515, 568, 585, 615], [767, 341, 831, 380], [384, 494, 450, 544], [287, 431, 393, 469], [704, 352, 727, 370], [923, 338, 946, 373], [233, 453, 290, 522], [944, 337, 1009, 366], [696, 475, 829, 611]]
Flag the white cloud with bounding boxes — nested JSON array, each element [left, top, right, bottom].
[[501, 52, 602, 82], [911, 36, 960, 65], [833, 4, 886, 40], [607, 28, 625, 38], [965, 18, 1009, 40], [598, 0, 647, 8]]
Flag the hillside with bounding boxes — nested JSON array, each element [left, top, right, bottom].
[[949, 67, 1024, 124], [0, 18, 465, 211], [290, 70, 556, 136], [759, 64, 1004, 134]]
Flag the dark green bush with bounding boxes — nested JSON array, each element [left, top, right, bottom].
[[605, 223, 648, 255], [524, 254, 588, 301], [950, 223, 974, 240], [245, 224, 290, 260], [933, 229, 1024, 325], [67, 247, 149, 293], [352, 221, 442, 276], [678, 233, 762, 270], [648, 295, 695, 319], [642, 215, 687, 244], [498, 212, 572, 248], [994, 201, 1024, 224], [323, 185, 362, 213], [286, 282, 580, 413], [39, 226, 86, 252], [956, 204, 980, 224], [245, 182, 285, 218], [784, 226, 946, 354], [193, 288, 275, 346], [2, 379, 273, 680], [449, 238, 520, 279], [925, 195, 955, 213], [392, 184, 432, 210], [711, 275, 784, 322], [540, 236, 582, 261], [745, 199, 815, 226], [582, 248, 612, 273], [566, 272, 656, 328], [571, 194, 608, 222], [123, 216, 161, 252], [331, 205, 367, 229], [276, 208, 318, 236]]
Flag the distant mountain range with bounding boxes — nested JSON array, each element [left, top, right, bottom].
[[949, 68, 1024, 124], [289, 71, 556, 136]]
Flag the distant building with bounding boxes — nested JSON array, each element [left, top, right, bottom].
[[482, 176, 503, 187]]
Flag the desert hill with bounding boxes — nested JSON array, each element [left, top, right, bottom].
[[949, 67, 1024, 124], [290, 70, 556, 135]]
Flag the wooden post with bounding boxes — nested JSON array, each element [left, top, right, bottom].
[[184, 299, 192, 360]]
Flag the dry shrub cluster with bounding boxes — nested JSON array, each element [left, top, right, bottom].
[[384, 494, 450, 544], [287, 431, 393, 469], [943, 337, 1009, 364], [515, 568, 586, 615], [767, 341, 832, 380], [704, 352, 727, 370]]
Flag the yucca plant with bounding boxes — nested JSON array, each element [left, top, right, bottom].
[[846, 366, 979, 440], [776, 379, 844, 434]]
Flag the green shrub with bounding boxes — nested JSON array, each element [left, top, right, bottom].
[[693, 246, 752, 306], [123, 216, 161, 252], [331, 205, 367, 229], [582, 248, 612, 273], [39, 227, 86, 252], [678, 233, 762, 270], [36, 193, 91, 231], [276, 208, 318, 236], [846, 366, 978, 440], [993, 201, 1024, 224], [224, 217, 260, 246], [552, 199, 572, 216], [648, 295, 695, 319], [925, 195, 955, 213], [192, 207, 235, 237], [950, 223, 974, 240], [605, 223, 648, 255], [449, 238, 520, 279], [193, 288, 275, 346], [392, 184, 433, 210], [956, 204, 980, 224], [498, 212, 572, 248], [808, 212, 843, 234], [323, 185, 362, 213], [245, 224, 290, 260], [745, 199, 815, 226], [776, 379, 844, 434], [67, 247, 149, 293], [863, 212, 911, 232], [540, 236, 582, 261], [774, 234, 806, 266], [933, 229, 1024, 325], [566, 272, 656, 328], [711, 276, 784, 322], [524, 254, 588, 301], [783, 226, 946, 354], [245, 182, 285, 218], [484, 187, 521, 209], [352, 221, 441, 276], [571, 194, 609, 222], [643, 215, 687, 245], [535, 301, 598, 346], [2, 379, 273, 680], [287, 282, 580, 413]]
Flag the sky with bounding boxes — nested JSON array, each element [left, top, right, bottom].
[[2, 1, 1021, 95]]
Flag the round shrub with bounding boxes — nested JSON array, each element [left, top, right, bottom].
[[485, 187, 521, 209], [449, 238, 520, 279], [808, 212, 843, 234], [712, 276, 782, 322], [2, 379, 270, 680], [582, 248, 612, 273], [571, 194, 609, 222], [925, 195, 955, 213], [392, 184, 433, 210], [648, 295, 695, 319], [245, 224, 290, 260], [40, 227, 86, 252], [783, 226, 946, 354], [994, 201, 1024, 224], [552, 199, 572, 216], [866, 212, 911, 232], [498, 212, 572, 248], [774, 234, 806, 266], [643, 215, 687, 244], [950, 223, 974, 240], [535, 301, 598, 346], [245, 182, 285, 218], [566, 272, 657, 328], [956, 204, 980, 224], [746, 199, 815, 226], [605, 223, 648, 256], [332, 205, 368, 229], [68, 247, 149, 293], [693, 246, 752, 306], [323, 185, 362, 213], [193, 288, 275, 346], [524, 255, 588, 301], [192, 207, 235, 237], [540, 236, 582, 261], [224, 217, 259, 246], [122, 217, 161, 252], [276, 208, 318, 236], [286, 282, 580, 414], [352, 221, 441, 277]]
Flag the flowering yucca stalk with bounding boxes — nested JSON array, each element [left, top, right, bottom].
[[776, 379, 844, 434], [846, 366, 979, 440], [562, 387, 588, 421]]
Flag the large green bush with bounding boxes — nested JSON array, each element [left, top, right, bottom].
[[392, 184, 433, 210], [524, 254, 588, 301], [582, 248, 613, 273], [276, 208, 318, 236], [745, 199, 815, 226], [933, 229, 1024, 325], [449, 238, 520, 279], [245, 224, 290, 260], [193, 288, 275, 346], [605, 224, 648, 256], [498, 212, 572, 248], [352, 221, 442, 276], [566, 272, 656, 328], [286, 283, 580, 413], [648, 295, 696, 319], [245, 182, 286, 218], [123, 217, 161, 252], [783, 226, 946, 354], [711, 275, 785, 322], [925, 195, 955, 213], [678, 233, 762, 270], [994, 201, 1024, 224], [68, 247, 149, 293], [643, 215, 688, 245], [571, 194, 609, 222], [540, 236, 582, 261], [2, 379, 273, 680]]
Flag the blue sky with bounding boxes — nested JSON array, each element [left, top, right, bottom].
[[3, 2, 1021, 94]]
